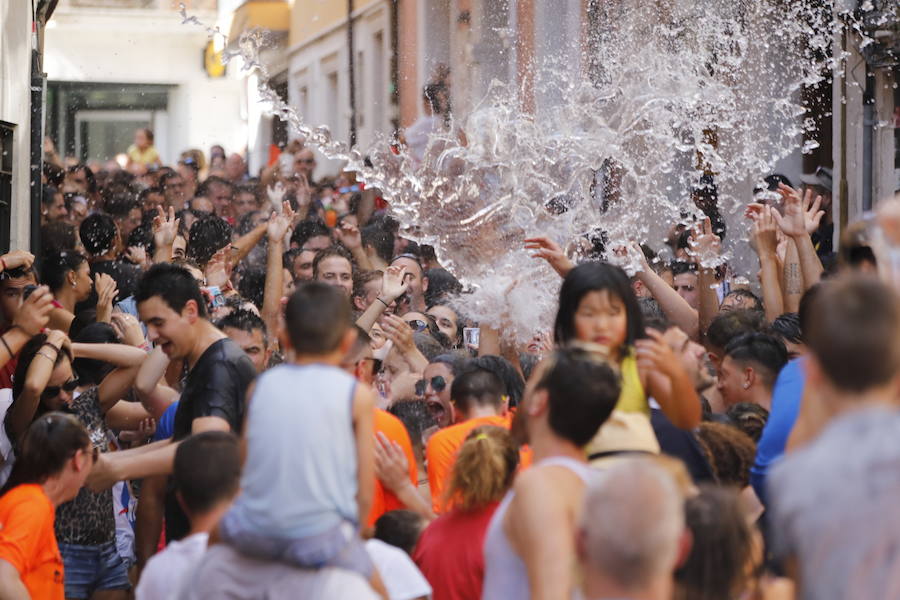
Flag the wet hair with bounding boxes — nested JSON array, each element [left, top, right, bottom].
[[104, 192, 139, 219], [196, 175, 233, 199], [722, 289, 763, 312], [236, 265, 266, 309], [705, 309, 765, 353], [41, 250, 87, 293], [374, 510, 426, 556], [174, 431, 241, 514], [535, 349, 621, 446], [388, 399, 437, 452], [472, 355, 525, 408], [724, 402, 769, 443], [554, 261, 644, 349], [216, 308, 268, 347], [638, 297, 667, 324], [450, 366, 505, 413], [291, 220, 331, 250], [43, 163, 65, 188], [769, 312, 802, 347], [127, 223, 155, 256], [40, 222, 78, 256], [1, 413, 91, 496], [413, 331, 446, 361], [674, 486, 753, 600], [312, 245, 354, 279], [805, 275, 900, 392], [352, 269, 383, 300], [66, 164, 97, 195], [723, 333, 788, 390], [445, 426, 519, 512], [695, 422, 756, 488], [390, 253, 425, 279], [135, 262, 208, 318], [9, 334, 74, 444], [0, 265, 37, 290], [41, 185, 60, 210], [236, 210, 263, 236], [430, 353, 471, 377], [671, 261, 698, 278], [361, 224, 394, 263], [79, 213, 118, 256], [72, 323, 119, 386], [186, 216, 233, 267], [424, 268, 463, 306], [284, 282, 352, 354]]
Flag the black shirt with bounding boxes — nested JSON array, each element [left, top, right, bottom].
[[165, 338, 256, 541]]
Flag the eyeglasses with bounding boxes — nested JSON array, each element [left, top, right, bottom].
[[407, 319, 428, 332], [41, 377, 79, 401], [415, 375, 447, 396], [296, 158, 316, 164]]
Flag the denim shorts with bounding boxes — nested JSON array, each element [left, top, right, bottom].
[[59, 541, 131, 599]]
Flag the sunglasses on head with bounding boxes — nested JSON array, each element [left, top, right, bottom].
[[41, 377, 79, 401], [415, 375, 447, 396]]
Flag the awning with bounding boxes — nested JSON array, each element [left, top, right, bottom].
[[228, 0, 290, 42]]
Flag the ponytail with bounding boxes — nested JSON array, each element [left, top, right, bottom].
[[443, 425, 519, 512], [1, 412, 90, 496]]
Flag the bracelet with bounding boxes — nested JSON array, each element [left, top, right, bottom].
[[35, 351, 56, 362], [41, 342, 60, 354], [376, 297, 390, 308], [0, 335, 11, 358]]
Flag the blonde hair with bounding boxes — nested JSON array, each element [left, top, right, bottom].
[[444, 426, 518, 512]]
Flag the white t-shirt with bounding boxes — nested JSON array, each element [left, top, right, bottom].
[[136, 532, 208, 600], [366, 538, 432, 600]]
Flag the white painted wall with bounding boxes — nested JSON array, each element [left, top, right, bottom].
[[0, 0, 35, 250], [43, 6, 246, 164]]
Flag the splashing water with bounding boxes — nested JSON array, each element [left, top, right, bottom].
[[182, 0, 838, 343]]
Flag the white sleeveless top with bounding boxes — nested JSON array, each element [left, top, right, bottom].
[[481, 456, 595, 600]]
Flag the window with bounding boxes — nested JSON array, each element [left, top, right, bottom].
[[0, 123, 13, 253]]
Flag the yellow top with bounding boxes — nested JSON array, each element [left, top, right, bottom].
[[615, 349, 648, 415], [127, 145, 160, 167]]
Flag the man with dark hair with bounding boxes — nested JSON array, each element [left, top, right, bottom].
[[79, 213, 142, 303], [216, 308, 270, 373], [138, 187, 165, 214], [314, 245, 355, 298], [41, 186, 67, 224], [196, 175, 235, 222], [391, 254, 429, 314], [769, 275, 900, 599], [425, 366, 510, 512], [483, 349, 620, 600], [671, 261, 700, 310], [716, 332, 788, 410], [361, 224, 394, 271], [186, 216, 232, 268], [159, 171, 187, 211], [136, 431, 241, 599], [720, 289, 763, 313], [705, 308, 766, 371], [135, 263, 256, 542], [291, 220, 331, 251], [104, 192, 143, 241]]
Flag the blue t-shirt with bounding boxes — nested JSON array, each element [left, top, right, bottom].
[[751, 358, 805, 505], [152, 402, 179, 442]]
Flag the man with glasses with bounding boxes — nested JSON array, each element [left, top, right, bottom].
[[425, 366, 511, 512], [293, 148, 317, 185]]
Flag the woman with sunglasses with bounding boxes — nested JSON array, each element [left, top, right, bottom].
[[0, 412, 95, 600], [6, 331, 147, 600]]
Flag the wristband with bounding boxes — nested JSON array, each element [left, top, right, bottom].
[[376, 297, 390, 309], [36, 351, 56, 362], [41, 342, 60, 354]]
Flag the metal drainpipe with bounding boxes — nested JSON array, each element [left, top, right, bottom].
[[347, 0, 358, 148], [838, 16, 849, 244]]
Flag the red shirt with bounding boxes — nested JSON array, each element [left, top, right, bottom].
[[413, 502, 499, 600]]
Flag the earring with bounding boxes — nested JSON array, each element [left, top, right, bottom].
[[743, 383, 750, 390]]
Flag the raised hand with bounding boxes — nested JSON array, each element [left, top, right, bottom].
[[774, 184, 822, 239], [751, 205, 779, 258], [204, 246, 232, 289], [267, 201, 295, 243], [374, 431, 411, 492], [13, 285, 53, 336], [379, 265, 410, 303], [635, 328, 679, 379], [0, 250, 35, 272], [95, 273, 118, 324], [524, 236, 575, 277], [689, 217, 722, 267], [266, 182, 286, 213], [334, 222, 363, 251], [110, 312, 146, 347], [381, 313, 415, 355], [125, 246, 148, 268], [152, 206, 180, 249]]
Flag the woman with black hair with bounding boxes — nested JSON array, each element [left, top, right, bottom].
[[0, 413, 94, 599], [43, 251, 93, 333]]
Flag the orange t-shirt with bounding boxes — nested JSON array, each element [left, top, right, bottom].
[[0, 484, 64, 600], [426, 414, 512, 513], [367, 409, 418, 526]]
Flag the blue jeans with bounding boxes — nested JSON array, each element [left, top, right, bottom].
[[58, 541, 131, 599]]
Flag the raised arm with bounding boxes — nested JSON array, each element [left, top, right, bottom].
[[152, 206, 180, 264], [1, 286, 53, 370], [263, 202, 295, 340], [525, 236, 575, 278], [773, 184, 824, 292], [631, 243, 699, 340], [133, 346, 177, 418], [335, 222, 373, 272], [691, 219, 724, 337], [750, 206, 785, 322], [355, 265, 409, 333], [637, 328, 701, 429]]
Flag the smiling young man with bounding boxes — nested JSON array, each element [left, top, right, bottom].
[[135, 263, 256, 541]]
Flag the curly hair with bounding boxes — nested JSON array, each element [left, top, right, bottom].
[[695, 422, 756, 488]]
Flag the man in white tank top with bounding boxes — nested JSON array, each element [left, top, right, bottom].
[[482, 349, 621, 600]]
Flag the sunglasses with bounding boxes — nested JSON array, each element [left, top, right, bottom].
[[338, 185, 360, 194], [407, 319, 428, 332], [296, 158, 316, 164], [415, 375, 447, 396], [41, 377, 79, 401]]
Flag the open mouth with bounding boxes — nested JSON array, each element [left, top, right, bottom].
[[427, 400, 447, 424]]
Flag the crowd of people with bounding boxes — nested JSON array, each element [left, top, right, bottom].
[[1, 124, 898, 600]]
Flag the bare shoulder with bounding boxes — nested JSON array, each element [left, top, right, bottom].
[[512, 461, 585, 497]]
